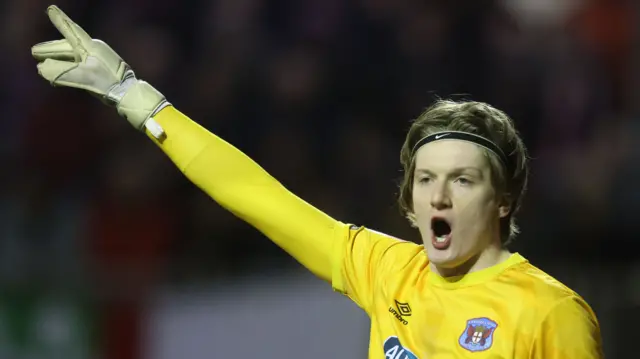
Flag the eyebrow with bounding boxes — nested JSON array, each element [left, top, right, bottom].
[[415, 167, 484, 176]]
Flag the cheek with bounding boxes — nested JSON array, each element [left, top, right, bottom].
[[456, 193, 499, 225], [411, 187, 430, 214], [478, 190, 500, 215]]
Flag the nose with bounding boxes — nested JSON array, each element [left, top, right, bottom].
[[430, 182, 452, 210]]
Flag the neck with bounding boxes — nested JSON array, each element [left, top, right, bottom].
[[432, 243, 511, 278]]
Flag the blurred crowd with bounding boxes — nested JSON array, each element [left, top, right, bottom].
[[0, 0, 638, 358]]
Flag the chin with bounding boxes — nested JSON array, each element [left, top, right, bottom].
[[425, 246, 466, 268]]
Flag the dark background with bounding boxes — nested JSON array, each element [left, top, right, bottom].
[[0, 0, 638, 358]]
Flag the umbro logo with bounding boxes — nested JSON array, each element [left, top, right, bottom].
[[389, 300, 412, 325]]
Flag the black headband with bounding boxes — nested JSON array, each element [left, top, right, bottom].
[[411, 131, 511, 175]]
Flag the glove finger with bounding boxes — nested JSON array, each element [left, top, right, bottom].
[[36, 58, 78, 85], [31, 39, 76, 61], [46, 5, 92, 54]]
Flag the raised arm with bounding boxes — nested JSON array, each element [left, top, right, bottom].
[[145, 106, 339, 279], [31, 5, 339, 281]]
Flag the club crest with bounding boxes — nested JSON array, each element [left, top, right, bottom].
[[458, 317, 498, 352]]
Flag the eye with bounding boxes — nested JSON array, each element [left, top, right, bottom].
[[416, 176, 432, 184], [455, 177, 473, 186]]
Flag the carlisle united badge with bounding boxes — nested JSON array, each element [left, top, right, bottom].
[[458, 317, 498, 352]]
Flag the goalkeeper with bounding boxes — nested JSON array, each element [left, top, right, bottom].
[[32, 6, 603, 358]]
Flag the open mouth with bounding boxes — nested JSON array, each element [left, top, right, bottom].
[[431, 217, 452, 249]]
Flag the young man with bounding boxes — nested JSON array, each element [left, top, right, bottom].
[[32, 5, 603, 358]]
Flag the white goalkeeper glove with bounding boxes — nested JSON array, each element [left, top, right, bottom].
[[31, 5, 168, 139]]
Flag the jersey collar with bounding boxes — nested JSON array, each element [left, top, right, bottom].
[[428, 252, 527, 289]]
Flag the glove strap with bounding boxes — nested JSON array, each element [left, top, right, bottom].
[[116, 80, 168, 135], [106, 69, 136, 106]]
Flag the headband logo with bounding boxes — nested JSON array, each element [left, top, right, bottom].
[[434, 133, 450, 140]]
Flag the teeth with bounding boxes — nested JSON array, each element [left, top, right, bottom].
[[436, 235, 448, 243]]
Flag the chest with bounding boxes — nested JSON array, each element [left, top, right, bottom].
[[368, 288, 537, 359]]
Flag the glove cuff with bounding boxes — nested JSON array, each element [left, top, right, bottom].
[[116, 80, 168, 130]]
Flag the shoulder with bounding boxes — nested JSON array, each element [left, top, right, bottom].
[[505, 259, 601, 356], [508, 259, 598, 326], [506, 258, 584, 305], [348, 225, 424, 256], [348, 225, 428, 277]]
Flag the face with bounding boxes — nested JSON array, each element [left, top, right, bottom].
[[411, 140, 509, 269]]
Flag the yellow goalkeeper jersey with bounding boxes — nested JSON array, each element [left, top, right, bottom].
[[332, 225, 602, 359], [147, 106, 603, 359]]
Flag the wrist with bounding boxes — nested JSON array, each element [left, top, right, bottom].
[[106, 69, 136, 106], [116, 80, 167, 130]]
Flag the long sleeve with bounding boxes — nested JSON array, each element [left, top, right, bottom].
[[144, 105, 340, 281]]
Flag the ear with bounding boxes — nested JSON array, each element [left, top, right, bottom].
[[498, 194, 512, 219]]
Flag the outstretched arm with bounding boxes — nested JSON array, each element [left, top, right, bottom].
[[146, 106, 339, 279], [31, 5, 339, 281]]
